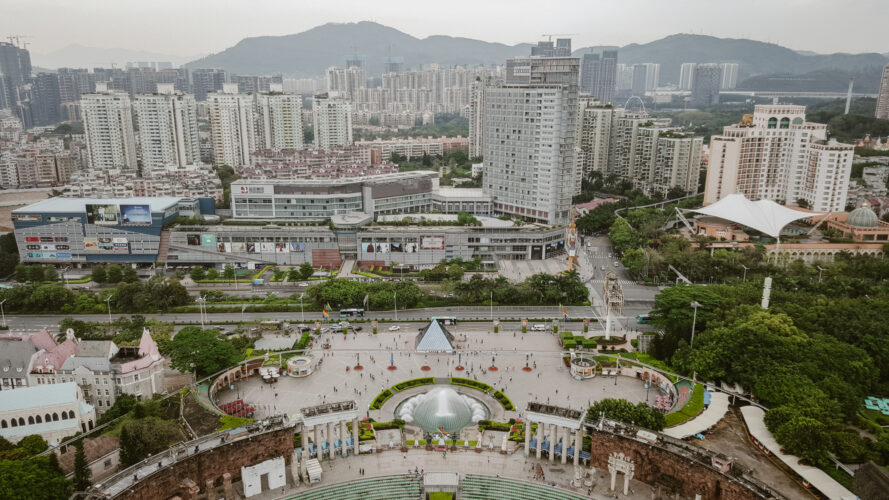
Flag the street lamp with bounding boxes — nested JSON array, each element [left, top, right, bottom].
[[0, 299, 6, 328], [105, 295, 113, 324], [61, 266, 70, 286], [741, 265, 749, 283], [299, 293, 305, 323], [816, 265, 824, 284], [196, 297, 206, 329], [690, 301, 702, 347]]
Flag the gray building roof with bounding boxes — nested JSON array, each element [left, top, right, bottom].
[[13, 197, 181, 214], [0, 382, 79, 412], [415, 319, 455, 352], [0, 340, 39, 379]]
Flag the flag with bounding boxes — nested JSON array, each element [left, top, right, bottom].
[[561, 304, 570, 321], [322, 303, 330, 319]]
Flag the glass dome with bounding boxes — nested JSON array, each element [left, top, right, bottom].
[[848, 205, 879, 228], [396, 387, 489, 435]]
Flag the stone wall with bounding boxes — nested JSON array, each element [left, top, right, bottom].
[[119, 426, 294, 500], [587, 429, 763, 500]]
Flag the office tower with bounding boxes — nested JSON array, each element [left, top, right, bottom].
[[383, 57, 405, 74], [312, 93, 352, 150], [691, 64, 722, 106], [31, 72, 62, 126], [876, 64, 889, 120], [615, 64, 634, 91], [255, 85, 304, 151], [81, 84, 138, 171], [705, 104, 853, 212], [484, 56, 580, 225], [231, 74, 282, 94], [580, 50, 618, 104], [577, 97, 624, 178], [631, 64, 648, 95], [720, 63, 739, 90], [642, 63, 660, 91], [0, 42, 31, 111], [133, 83, 201, 169], [191, 69, 227, 101], [679, 63, 696, 90], [207, 83, 256, 168], [468, 77, 495, 158]]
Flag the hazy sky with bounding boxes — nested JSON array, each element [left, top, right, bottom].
[[4, 0, 887, 57]]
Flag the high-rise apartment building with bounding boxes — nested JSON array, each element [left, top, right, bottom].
[[383, 57, 405, 74], [705, 104, 853, 212], [631, 65, 648, 95], [720, 63, 739, 90], [468, 77, 493, 159], [207, 84, 256, 168], [255, 85, 304, 152], [326, 66, 365, 99], [614, 114, 672, 180], [0, 42, 31, 111], [876, 63, 889, 120], [133, 83, 201, 169], [483, 56, 580, 225], [531, 39, 572, 57], [577, 97, 624, 178], [679, 63, 696, 90], [31, 73, 62, 126], [191, 69, 227, 101], [231, 74, 282, 94], [312, 93, 353, 151], [691, 64, 722, 106], [643, 63, 660, 91], [580, 50, 618, 104], [615, 64, 634, 92], [81, 84, 138, 171]]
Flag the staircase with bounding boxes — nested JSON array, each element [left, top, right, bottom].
[[156, 231, 171, 263]]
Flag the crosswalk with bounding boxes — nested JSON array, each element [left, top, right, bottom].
[[587, 278, 637, 287]]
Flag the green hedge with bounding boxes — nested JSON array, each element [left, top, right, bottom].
[[492, 390, 515, 411], [478, 420, 511, 431], [563, 339, 577, 349], [370, 389, 394, 410], [392, 377, 435, 392], [664, 384, 706, 427], [294, 332, 311, 350], [371, 419, 405, 430], [450, 377, 492, 393]]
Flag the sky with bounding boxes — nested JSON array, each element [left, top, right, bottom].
[[4, 0, 888, 58]]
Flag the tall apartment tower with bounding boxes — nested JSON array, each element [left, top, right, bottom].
[[643, 63, 660, 91], [631, 65, 648, 95], [580, 50, 618, 104], [720, 63, 739, 89], [32, 72, 62, 126], [312, 93, 353, 150], [133, 83, 201, 169], [483, 56, 580, 225], [705, 104, 853, 212], [0, 42, 32, 111], [191, 69, 227, 101], [876, 63, 889, 120], [81, 84, 138, 171], [691, 64, 722, 106], [577, 96, 624, 178], [469, 77, 494, 159], [255, 85, 304, 151], [207, 83, 256, 168], [679, 63, 696, 90]]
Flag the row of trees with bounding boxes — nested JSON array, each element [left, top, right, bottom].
[[0, 278, 192, 314], [0, 435, 72, 498], [91, 264, 139, 284], [13, 264, 58, 283]]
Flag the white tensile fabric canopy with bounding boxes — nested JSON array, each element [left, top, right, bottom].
[[690, 194, 818, 238]]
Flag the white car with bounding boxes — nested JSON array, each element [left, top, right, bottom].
[[530, 324, 546, 331], [388, 325, 401, 331], [339, 321, 350, 328]]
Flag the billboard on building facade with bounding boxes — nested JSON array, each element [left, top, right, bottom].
[[246, 243, 256, 253], [85, 204, 119, 225], [420, 236, 445, 250], [289, 242, 304, 252], [98, 237, 114, 250], [120, 204, 152, 225], [259, 242, 275, 253], [232, 242, 246, 253], [275, 243, 289, 253], [201, 234, 217, 246], [186, 234, 201, 246], [405, 243, 418, 253], [83, 238, 98, 250]]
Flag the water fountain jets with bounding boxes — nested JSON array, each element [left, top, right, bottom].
[[396, 387, 489, 435]]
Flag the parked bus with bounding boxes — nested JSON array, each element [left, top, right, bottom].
[[636, 314, 651, 324], [339, 308, 365, 318], [437, 317, 459, 326]]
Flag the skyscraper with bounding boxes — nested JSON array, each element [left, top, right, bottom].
[[191, 69, 227, 101], [876, 63, 889, 120], [643, 63, 660, 91], [577, 97, 624, 178], [631, 64, 648, 95], [720, 63, 739, 89], [679, 63, 696, 90], [312, 93, 353, 150], [133, 83, 201, 169], [531, 39, 572, 57], [484, 56, 580, 225], [31, 72, 62, 126], [580, 50, 618, 104], [81, 84, 138, 171], [326, 66, 365, 99], [207, 83, 256, 168], [0, 42, 31, 111], [691, 64, 722, 106], [468, 77, 495, 159], [383, 57, 405, 74], [705, 104, 852, 212], [255, 85, 304, 152]]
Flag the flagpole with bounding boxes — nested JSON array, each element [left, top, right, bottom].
[[394, 291, 397, 322]]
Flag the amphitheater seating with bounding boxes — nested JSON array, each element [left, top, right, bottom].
[[288, 475, 421, 500], [217, 399, 256, 418], [462, 475, 589, 500]]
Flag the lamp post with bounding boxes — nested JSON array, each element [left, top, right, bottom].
[[490, 290, 493, 324], [816, 265, 824, 284], [196, 297, 205, 329], [0, 299, 6, 328], [393, 291, 397, 322], [690, 301, 702, 347], [299, 293, 305, 323], [105, 295, 113, 324], [741, 265, 748, 283], [61, 266, 70, 286]]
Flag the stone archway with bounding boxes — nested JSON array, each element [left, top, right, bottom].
[[607, 451, 635, 495]]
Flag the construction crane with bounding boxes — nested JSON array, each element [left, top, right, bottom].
[[6, 35, 32, 48], [540, 33, 577, 41]]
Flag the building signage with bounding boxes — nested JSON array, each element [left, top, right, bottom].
[[85, 204, 119, 225], [186, 234, 201, 246], [201, 233, 217, 246], [46, 216, 78, 222], [238, 185, 266, 194], [12, 214, 42, 222], [120, 204, 152, 225], [420, 236, 445, 250], [25, 237, 39, 242], [83, 238, 98, 250]]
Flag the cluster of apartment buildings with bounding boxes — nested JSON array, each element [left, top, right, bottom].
[[0, 113, 87, 188]]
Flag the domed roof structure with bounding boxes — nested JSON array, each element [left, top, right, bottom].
[[848, 203, 879, 228], [396, 387, 488, 435]]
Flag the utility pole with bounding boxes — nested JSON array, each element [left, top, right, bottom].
[[394, 291, 397, 322], [741, 265, 748, 283], [690, 301, 702, 347], [0, 299, 6, 328], [105, 295, 113, 324]]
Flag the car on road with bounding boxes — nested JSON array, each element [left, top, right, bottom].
[[339, 321, 350, 328], [531, 324, 546, 331], [388, 325, 400, 331], [601, 266, 606, 271], [613, 261, 620, 267], [354, 326, 363, 332]]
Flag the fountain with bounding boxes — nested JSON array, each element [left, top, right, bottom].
[[396, 387, 489, 436]]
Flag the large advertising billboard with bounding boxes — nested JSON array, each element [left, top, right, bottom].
[[186, 234, 201, 246], [420, 236, 445, 250], [120, 204, 152, 225], [201, 233, 217, 247], [85, 204, 119, 225]]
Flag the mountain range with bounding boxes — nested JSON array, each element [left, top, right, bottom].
[[32, 44, 204, 70]]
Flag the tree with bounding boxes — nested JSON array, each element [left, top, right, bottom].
[[167, 327, 240, 377], [773, 416, 831, 466], [72, 439, 91, 492], [14, 264, 29, 282], [97, 394, 138, 425], [621, 248, 646, 277], [18, 435, 48, 456], [189, 266, 206, 281], [106, 265, 123, 284], [119, 417, 184, 467], [0, 456, 73, 499], [223, 264, 236, 281], [447, 265, 464, 281], [666, 185, 687, 200], [91, 265, 106, 283], [298, 262, 314, 280], [42, 266, 58, 282], [586, 398, 665, 431], [121, 266, 139, 283], [206, 268, 219, 280]]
